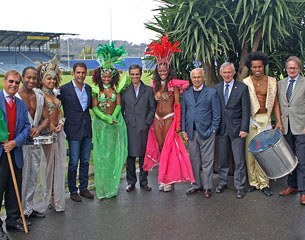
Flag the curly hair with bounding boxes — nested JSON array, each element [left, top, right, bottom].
[[245, 51, 269, 69], [153, 64, 175, 93], [92, 67, 120, 91]]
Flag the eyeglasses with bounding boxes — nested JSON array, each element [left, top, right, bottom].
[[8, 79, 21, 85]]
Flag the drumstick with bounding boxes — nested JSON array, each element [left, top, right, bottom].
[[6, 152, 28, 233]]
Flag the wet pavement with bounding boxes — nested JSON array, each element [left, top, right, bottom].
[[5, 168, 305, 240]]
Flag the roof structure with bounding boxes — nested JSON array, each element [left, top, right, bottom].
[[0, 30, 77, 49]]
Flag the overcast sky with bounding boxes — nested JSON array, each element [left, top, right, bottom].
[[0, 0, 163, 44]]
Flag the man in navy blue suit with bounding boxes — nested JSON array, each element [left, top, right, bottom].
[[181, 68, 221, 198], [214, 62, 250, 199], [0, 70, 30, 237], [58, 63, 94, 202]]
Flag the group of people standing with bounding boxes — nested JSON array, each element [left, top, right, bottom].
[[0, 35, 304, 240]]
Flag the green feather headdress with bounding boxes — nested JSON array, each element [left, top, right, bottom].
[[95, 42, 127, 76]]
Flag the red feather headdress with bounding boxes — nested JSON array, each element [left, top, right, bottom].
[[145, 35, 182, 68]]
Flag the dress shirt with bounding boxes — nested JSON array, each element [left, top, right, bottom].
[[72, 80, 88, 112]]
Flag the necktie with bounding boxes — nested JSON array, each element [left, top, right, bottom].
[[8, 96, 13, 108], [286, 79, 295, 102], [224, 84, 229, 105]]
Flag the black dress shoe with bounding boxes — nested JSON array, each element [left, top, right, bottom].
[[261, 187, 273, 197], [126, 184, 135, 192], [140, 184, 152, 191], [246, 186, 257, 192], [6, 221, 27, 233], [18, 217, 31, 227], [0, 227, 8, 240], [215, 184, 227, 194], [186, 187, 202, 195], [30, 210, 45, 218], [236, 189, 245, 199]]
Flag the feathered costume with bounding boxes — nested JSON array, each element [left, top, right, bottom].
[[92, 42, 128, 199], [143, 35, 194, 185]]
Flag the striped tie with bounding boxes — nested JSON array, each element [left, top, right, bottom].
[[286, 79, 295, 102]]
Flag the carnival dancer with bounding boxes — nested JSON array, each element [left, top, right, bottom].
[[242, 52, 283, 196], [92, 42, 128, 199], [36, 57, 67, 212], [143, 35, 195, 192], [18, 67, 50, 219]]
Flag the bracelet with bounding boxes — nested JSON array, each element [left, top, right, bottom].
[[58, 118, 66, 126]]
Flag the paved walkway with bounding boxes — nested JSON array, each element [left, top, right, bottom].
[[5, 168, 305, 240]]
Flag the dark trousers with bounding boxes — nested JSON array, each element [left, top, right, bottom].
[[285, 126, 305, 194], [126, 156, 148, 186], [218, 135, 246, 190], [0, 151, 22, 226]]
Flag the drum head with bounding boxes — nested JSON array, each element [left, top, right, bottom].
[[248, 129, 282, 153]]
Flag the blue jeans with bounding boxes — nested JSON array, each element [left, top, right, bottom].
[[67, 137, 92, 193]]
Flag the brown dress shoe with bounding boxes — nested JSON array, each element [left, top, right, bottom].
[[80, 189, 94, 199], [126, 184, 135, 192], [70, 192, 82, 202], [203, 189, 212, 198], [279, 187, 298, 196], [300, 194, 305, 205]]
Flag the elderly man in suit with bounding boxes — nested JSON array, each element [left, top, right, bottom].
[[58, 62, 94, 202], [277, 56, 305, 205], [0, 70, 30, 237], [214, 62, 250, 199], [122, 64, 156, 192], [181, 68, 221, 198]]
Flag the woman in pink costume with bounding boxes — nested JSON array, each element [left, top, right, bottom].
[[143, 35, 194, 192]]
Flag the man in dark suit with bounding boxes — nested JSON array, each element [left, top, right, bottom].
[[214, 62, 250, 199], [181, 68, 221, 198], [277, 56, 305, 205], [58, 62, 94, 202], [0, 70, 30, 237], [121, 64, 156, 192]]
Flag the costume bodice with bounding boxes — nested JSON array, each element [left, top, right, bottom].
[[98, 92, 116, 103]]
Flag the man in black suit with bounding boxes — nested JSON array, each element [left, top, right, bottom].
[[214, 62, 250, 199], [58, 63, 94, 202], [121, 64, 156, 192]]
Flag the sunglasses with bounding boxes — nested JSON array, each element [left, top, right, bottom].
[[8, 79, 21, 85]]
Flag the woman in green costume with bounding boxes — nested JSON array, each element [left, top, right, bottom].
[[91, 42, 128, 199]]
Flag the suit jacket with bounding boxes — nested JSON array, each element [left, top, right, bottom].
[[181, 84, 221, 140], [121, 81, 156, 157], [278, 75, 305, 135], [0, 91, 30, 169], [58, 81, 92, 141], [215, 80, 250, 138]]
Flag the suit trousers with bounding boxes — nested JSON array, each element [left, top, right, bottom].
[[126, 156, 148, 186], [217, 135, 246, 189], [188, 131, 215, 190], [0, 151, 22, 227], [285, 125, 305, 194]]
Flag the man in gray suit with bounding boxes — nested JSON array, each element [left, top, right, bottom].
[[214, 62, 250, 199], [121, 64, 156, 192], [181, 68, 221, 198], [277, 56, 305, 205]]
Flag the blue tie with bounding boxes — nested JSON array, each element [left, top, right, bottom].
[[224, 84, 229, 105], [286, 79, 295, 102]]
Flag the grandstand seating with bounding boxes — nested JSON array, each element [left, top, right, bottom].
[[62, 58, 146, 71]]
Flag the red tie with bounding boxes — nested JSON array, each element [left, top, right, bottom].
[[8, 96, 13, 108]]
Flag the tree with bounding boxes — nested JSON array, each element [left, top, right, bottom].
[[146, 0, 305, 84]]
